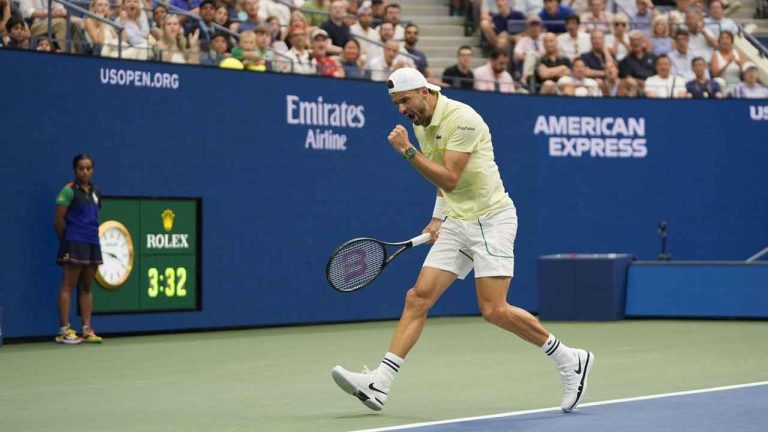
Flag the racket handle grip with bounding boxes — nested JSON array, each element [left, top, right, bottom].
[[410, 233, 432, 247]]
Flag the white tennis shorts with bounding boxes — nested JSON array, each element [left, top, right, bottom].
[[423, 205, 517, 279]]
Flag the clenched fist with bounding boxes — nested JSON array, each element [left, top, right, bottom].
[[387, 125, 411, 153]]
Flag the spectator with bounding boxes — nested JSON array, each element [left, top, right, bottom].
[[601, 61, 622, 96], [668, 0, 692, 34], [150, 5, 168, 41], [643, 54, 687, 98], [668, 30, 695, 81], [514, 13, 546, 82], [617, 75, 640, 97], [190, 0, 217, 51], [283, 21, 315, 74], [378, 2, 405, 41], [266, 15, 288, 52], [19, 0, 70, 51], [558, 57, 601, 96], [686, 56, 723, 98], [579, 0, 612, 34], [214, 5, 238, 34], [619, 30, 656, 83], [350, 6, 378, 59], [366, 21, 399, 65], [729, 62, 768, 98], [310, 28, 345, 77], [321, 0, 351, 52], [557, 14, 591, 61], [703, 0, 737, 39], [631, 0, 656, 37], [34, 35, 51, 51], [442, 45, 476, 90], [156, 14, 200, 64], [239, 0, 262, 33], [3, 16, 30, 49], [200, 31, 230, 66], [473, 49, 516, 92], [581, 30, 612, 79], [685, 11, 716, 60], [605, 13, 630, 61], [403, 23, 434, 79], [479, 0, 526, 52], [232, 27, 275, 71], [114, 0, 150, 56], [302, 0, 330, 27], [368, 39, 414, 81], [170, 0, 200, 18], [539, 0, 574, 33], [85, 0, 142, 59], [650, 15, 673, 56], [340, 38, 367, 78], [370, 0, 386, 27], [536, 32, 572, 93], [710, 30, 744, 94], [260, 0, 291, 29], [0, 0, 16, 46]]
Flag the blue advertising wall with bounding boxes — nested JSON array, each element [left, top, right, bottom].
[[1, 50, 767, 338]]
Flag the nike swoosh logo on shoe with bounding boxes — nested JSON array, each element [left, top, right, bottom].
[[368, 383, 388, 395], [574, 356, 582, 374]]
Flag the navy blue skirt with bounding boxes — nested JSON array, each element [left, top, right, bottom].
[[57, 240, 103, 266]]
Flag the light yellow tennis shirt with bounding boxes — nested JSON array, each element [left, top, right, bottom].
[[412, 93, 513, 220]]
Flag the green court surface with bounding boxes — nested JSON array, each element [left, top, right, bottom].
[[1, 318, 767, 432]]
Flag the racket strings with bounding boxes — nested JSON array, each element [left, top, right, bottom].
[[327, 240, 386, 292]]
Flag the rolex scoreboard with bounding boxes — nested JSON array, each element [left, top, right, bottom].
[[92, 197, 201, 313]]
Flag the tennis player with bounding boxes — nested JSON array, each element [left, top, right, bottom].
[[332, 68, 594, 412]]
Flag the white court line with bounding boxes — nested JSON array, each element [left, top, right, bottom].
[[349, 381, 768, 432]]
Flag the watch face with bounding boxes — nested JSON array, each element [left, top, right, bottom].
[[96, 221, 134, 289]]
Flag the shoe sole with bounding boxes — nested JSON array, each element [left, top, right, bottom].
[[331, 366, 383, 411], [562, 351, 595, 413]]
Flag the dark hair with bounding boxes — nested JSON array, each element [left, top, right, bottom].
[[565, 14, 580, 24], [655, 54, 670, 65], [691, 56, 706, 66], [457, 45, 472, 55], [719, 30, 734, 43], [674, 29, 689, 38], [344, 38, 360, 49], [72, 154, 94, 169], [153, 4, 168, 13], [405, 23, 419, 32], [6, 16, 24, 32], [572, 57, 585, 66], [489, 49, 508, 60], [385, 3, 401, 12]]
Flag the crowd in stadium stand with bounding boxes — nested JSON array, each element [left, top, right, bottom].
[[1, 0, 766, 98]]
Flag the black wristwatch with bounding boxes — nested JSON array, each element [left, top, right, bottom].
[[403, 146, 416, 160]]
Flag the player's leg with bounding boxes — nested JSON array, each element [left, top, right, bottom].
[[388, 266, 457, 357], [475, 278, 594, 412], [471, 206, 594, 412], [475, 276, 548, 345], [77, 264, 102, 343], [56, 264, 83, 344], [332, 218, 472, 411], [331, 266, 457, 411]]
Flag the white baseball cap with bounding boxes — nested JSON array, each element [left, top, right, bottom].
[[387, 68, 441, 94]]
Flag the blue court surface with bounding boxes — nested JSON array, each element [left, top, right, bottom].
[[352, 382, 768, 432]]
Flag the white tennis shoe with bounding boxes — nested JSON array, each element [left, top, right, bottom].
[[559, 349, 595, 412], [331, 366, 388, 411]]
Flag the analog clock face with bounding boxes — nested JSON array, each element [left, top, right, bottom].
[[96, 221, 134, 289]]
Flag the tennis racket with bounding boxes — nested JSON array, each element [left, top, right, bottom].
[[326, 233, 432, 292]]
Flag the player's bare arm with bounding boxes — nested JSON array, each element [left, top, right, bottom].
[[387, 125, 471, 192]]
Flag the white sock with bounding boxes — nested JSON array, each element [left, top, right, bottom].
[[374, 352, 404, 390], [59, 326, 68, 334], [541, 334, 576, 368]]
